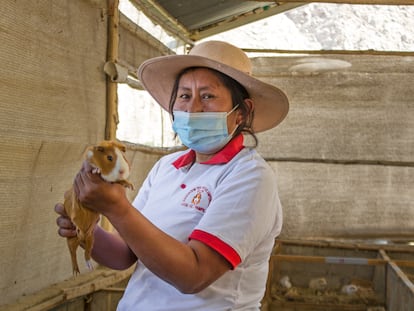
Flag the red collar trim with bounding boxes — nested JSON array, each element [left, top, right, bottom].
[[172, 134, 244, 169]]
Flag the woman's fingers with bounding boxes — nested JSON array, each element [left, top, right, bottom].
[[56, 215, 77, 237], [55, 203, 77, 237], [54, 202, 66, 216], [56, 214, 74, 228], [57, 227, 77, 238], [73, 162, 98, 198]]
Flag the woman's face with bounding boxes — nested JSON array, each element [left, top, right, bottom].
[[173, 68, 241, 134]]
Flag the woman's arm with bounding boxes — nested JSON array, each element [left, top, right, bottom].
[[54, 202, 136, 270], [73, 162, 232, 293], [107, 203, 232, 293], [90, 225, 137, 270]]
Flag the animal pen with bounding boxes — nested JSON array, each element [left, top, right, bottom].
[[0, 0, 413, 310]]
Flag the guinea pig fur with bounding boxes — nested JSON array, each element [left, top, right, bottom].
[[86, 140, 133, 186], [63, 140, 134, 275]]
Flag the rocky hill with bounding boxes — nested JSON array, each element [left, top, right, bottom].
[[208, 3, 414, 51]]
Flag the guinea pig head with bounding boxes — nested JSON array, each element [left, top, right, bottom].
[[86, 141, 131, 182]]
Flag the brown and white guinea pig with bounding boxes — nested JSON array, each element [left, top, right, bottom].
[[63, 140, 134, 275], [86, 140, 134, 189]]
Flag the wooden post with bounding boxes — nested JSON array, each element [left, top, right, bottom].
[[102, 0, 120, 232], [105, 0, 119, 141]]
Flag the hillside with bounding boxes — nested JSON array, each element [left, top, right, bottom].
[[207, 3, 414, 51]]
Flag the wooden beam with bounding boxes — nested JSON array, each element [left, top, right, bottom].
[[242, 48, 414, 56], [1, 267, 134, 311], [190, 3, 306, 41], [105, 0, 120, 142], [276, 0, 414, 4], [103, 0, 120, 233]]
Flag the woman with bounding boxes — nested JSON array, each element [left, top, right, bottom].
[[55, 40, 289, 310]]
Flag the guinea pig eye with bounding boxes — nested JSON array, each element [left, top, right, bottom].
[[107, 155, 113, 162]]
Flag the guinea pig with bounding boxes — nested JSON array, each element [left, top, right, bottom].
[[86, 140, 134, 189], [63, 140, 134, 275], [308, 277, 328, 293]]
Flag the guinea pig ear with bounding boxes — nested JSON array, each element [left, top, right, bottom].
[[113, 141, 127, 152]]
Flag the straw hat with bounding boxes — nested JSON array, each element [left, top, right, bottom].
[[137, 41, 289, 132]]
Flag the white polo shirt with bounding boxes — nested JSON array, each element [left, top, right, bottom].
[[117, 134, 283, 311]]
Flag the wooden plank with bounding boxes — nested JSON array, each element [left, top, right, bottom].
[[1, 267, 133, 311], [269, 301, 371, 311], [274, 254, 414, 268], [62, 269, 133, 300], [278, 239, 414, 253], [387, 262, 414, 311], [273, 254, 387, 266], [280, 0, 414, 4], [105, 0, 120, 142]]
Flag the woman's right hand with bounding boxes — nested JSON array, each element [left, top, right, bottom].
[[55, 202, 77, 238]]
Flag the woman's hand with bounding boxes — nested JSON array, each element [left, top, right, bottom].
[[73, 160, 129, 217], [55, 202, 76, 238]]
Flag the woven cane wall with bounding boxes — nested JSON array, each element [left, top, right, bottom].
[[1, 0, 413, 308], [0, 0, 109, 305], [0, 0, 131, 306], [253, 55, 414, 239], [0, 1, 170, 306]]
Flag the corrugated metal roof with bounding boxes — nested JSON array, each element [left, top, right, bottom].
[[130, 0, 414, 46], [158, 0, 281, 30], [131, 0, 304, 43]]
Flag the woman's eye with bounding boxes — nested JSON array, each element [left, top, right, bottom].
[[178, 93, 190, 99], [202, 93, 215, 100]]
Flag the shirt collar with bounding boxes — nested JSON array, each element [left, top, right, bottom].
[[172, 134, 245, 169]]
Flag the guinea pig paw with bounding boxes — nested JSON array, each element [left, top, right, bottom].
[[85, 260, 94, 271]]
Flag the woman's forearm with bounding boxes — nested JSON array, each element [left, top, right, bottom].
[[104, 203, 230, 294], [91, 225, 137, 270]]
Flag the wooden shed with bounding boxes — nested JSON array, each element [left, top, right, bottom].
[[0, 0, 413, 310]]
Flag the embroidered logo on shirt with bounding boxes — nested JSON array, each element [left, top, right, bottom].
[[181, 186, 212, 213]]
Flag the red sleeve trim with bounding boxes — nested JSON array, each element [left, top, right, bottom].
[[189, 229, 241, 269]]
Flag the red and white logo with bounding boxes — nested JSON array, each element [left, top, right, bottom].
[[181, 186, 212, 213]]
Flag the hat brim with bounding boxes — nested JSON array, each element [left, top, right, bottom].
[[138, 54, 289, 133]]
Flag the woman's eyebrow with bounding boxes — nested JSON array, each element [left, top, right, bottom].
[[178, 85, 218, 92]]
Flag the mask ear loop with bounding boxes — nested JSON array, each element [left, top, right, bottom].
[[229, 124, 240, 137], [227, 104, 241, 137], [226, 104, 239, 116]]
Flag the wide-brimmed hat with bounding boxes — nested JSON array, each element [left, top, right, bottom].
[[137, 40, 289, 132]]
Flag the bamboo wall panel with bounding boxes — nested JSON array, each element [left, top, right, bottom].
[[270, 161, 414, 239], [253, 55, 414, 163], [118, 14, 174, 71], [0, 1, 109, 143], [0, 141, 159, 309], [0, 0, 110, 305], [250, 55, 413, 239], [0, 1, 169, 306], [1, 0, 414, 308]]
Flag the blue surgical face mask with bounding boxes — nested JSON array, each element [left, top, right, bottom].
[[172, 105, 239, 154]]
